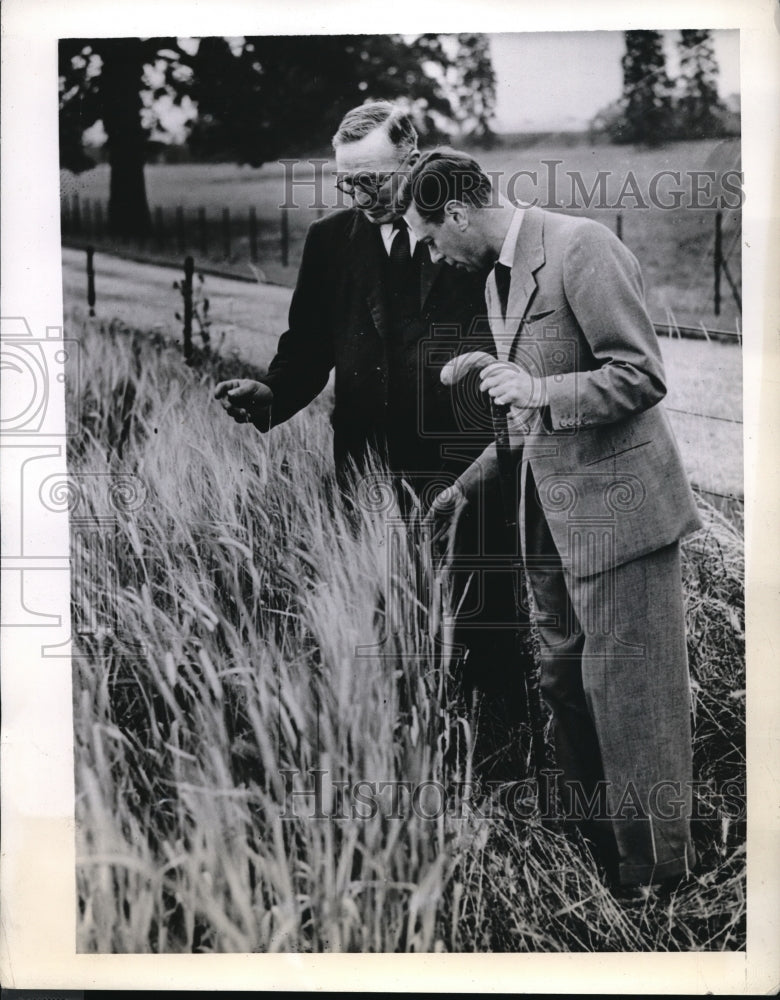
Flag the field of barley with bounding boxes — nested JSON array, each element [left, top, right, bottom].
[[69, 308, 745, 953]]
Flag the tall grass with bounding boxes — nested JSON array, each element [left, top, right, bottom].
[[69, 313, 745, 952]]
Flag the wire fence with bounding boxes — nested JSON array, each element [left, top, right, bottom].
[[62, 195, 323, 288], [61, 194, 742, 327]]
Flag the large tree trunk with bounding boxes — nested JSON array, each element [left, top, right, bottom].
[[100, 38, 152, 238]]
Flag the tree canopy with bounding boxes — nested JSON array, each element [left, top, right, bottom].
[[60, 37, 194, 234], [676, 30, 726, 139], [618, 30, 675, 147], [590, 29, 731, 146], [59, 34, 497, 235]]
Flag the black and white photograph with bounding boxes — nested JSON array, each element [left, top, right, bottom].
[[1, 0, 778, 991]]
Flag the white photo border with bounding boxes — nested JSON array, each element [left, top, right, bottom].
[[1, 0, 778, 991]]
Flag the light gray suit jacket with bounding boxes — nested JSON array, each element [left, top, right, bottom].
[[461, 205, 701, 578]]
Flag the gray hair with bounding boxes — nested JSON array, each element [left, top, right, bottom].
[[332, 100, 418, 155]]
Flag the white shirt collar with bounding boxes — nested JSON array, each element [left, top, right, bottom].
[[380, 220, 418, 256], [497, 205, 526, 269]]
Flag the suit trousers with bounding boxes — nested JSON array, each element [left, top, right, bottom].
[[523, 465, 696, 886]]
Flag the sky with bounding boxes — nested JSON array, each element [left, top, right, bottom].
[[489, 30, 741, 133], [92, 29, 741, 147]]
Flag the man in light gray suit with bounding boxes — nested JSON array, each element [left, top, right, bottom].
[[403, 149, 702, 895]]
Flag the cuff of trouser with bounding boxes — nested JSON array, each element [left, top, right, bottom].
[[618, 843, 697, 887]]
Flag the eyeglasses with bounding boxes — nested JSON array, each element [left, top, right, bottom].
[[335, 148, 417, 198]]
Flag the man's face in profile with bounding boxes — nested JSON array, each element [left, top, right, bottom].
[[405, 202, 489, 271], [335, 127, 414, 225]]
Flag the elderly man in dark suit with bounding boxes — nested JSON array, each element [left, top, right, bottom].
[[403, 148, 702, 895], [215, 101, 491, 483], [214, 104, 529, 774]]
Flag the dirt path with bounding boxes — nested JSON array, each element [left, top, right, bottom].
[[62, 246, 292, 370]]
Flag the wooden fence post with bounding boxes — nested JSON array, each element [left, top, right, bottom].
[[714, 210, 722, 317], [280, 207, 289, 267], [198, 207, 208, 257], [249, 206, 258, 262], [182, 256, 194, 365], [86, 245, 96, 318]]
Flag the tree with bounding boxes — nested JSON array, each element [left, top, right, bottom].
[[615, 30, 675, 146], [675, 29, 725, 139], [186, 34, 484, 165], [60, 35, 497, 235], [589, 29, 731, 145], [434, 34, 497, 145], [59, 37, 193, 237]]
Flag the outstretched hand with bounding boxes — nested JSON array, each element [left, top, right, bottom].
[[214, 379, 273, 426], [422, 480, 469, 548]]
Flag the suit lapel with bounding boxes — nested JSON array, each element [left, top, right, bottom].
[[349, 212, 443, 334], [349, 211, 390, 339], [486, 206, 546, 359], [506, 206, 546, 356]]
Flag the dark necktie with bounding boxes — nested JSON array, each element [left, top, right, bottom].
[[390, 217, 412, 265], [494, 262, 511, 320], [386, 217, 418, 321]]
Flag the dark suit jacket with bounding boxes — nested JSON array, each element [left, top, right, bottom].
[[258, 208, 494, 485], [463, 206, 702, 577]]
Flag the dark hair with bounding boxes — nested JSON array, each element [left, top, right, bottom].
[[404, 148, 494, 222], [332, 100, 418, 154]]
